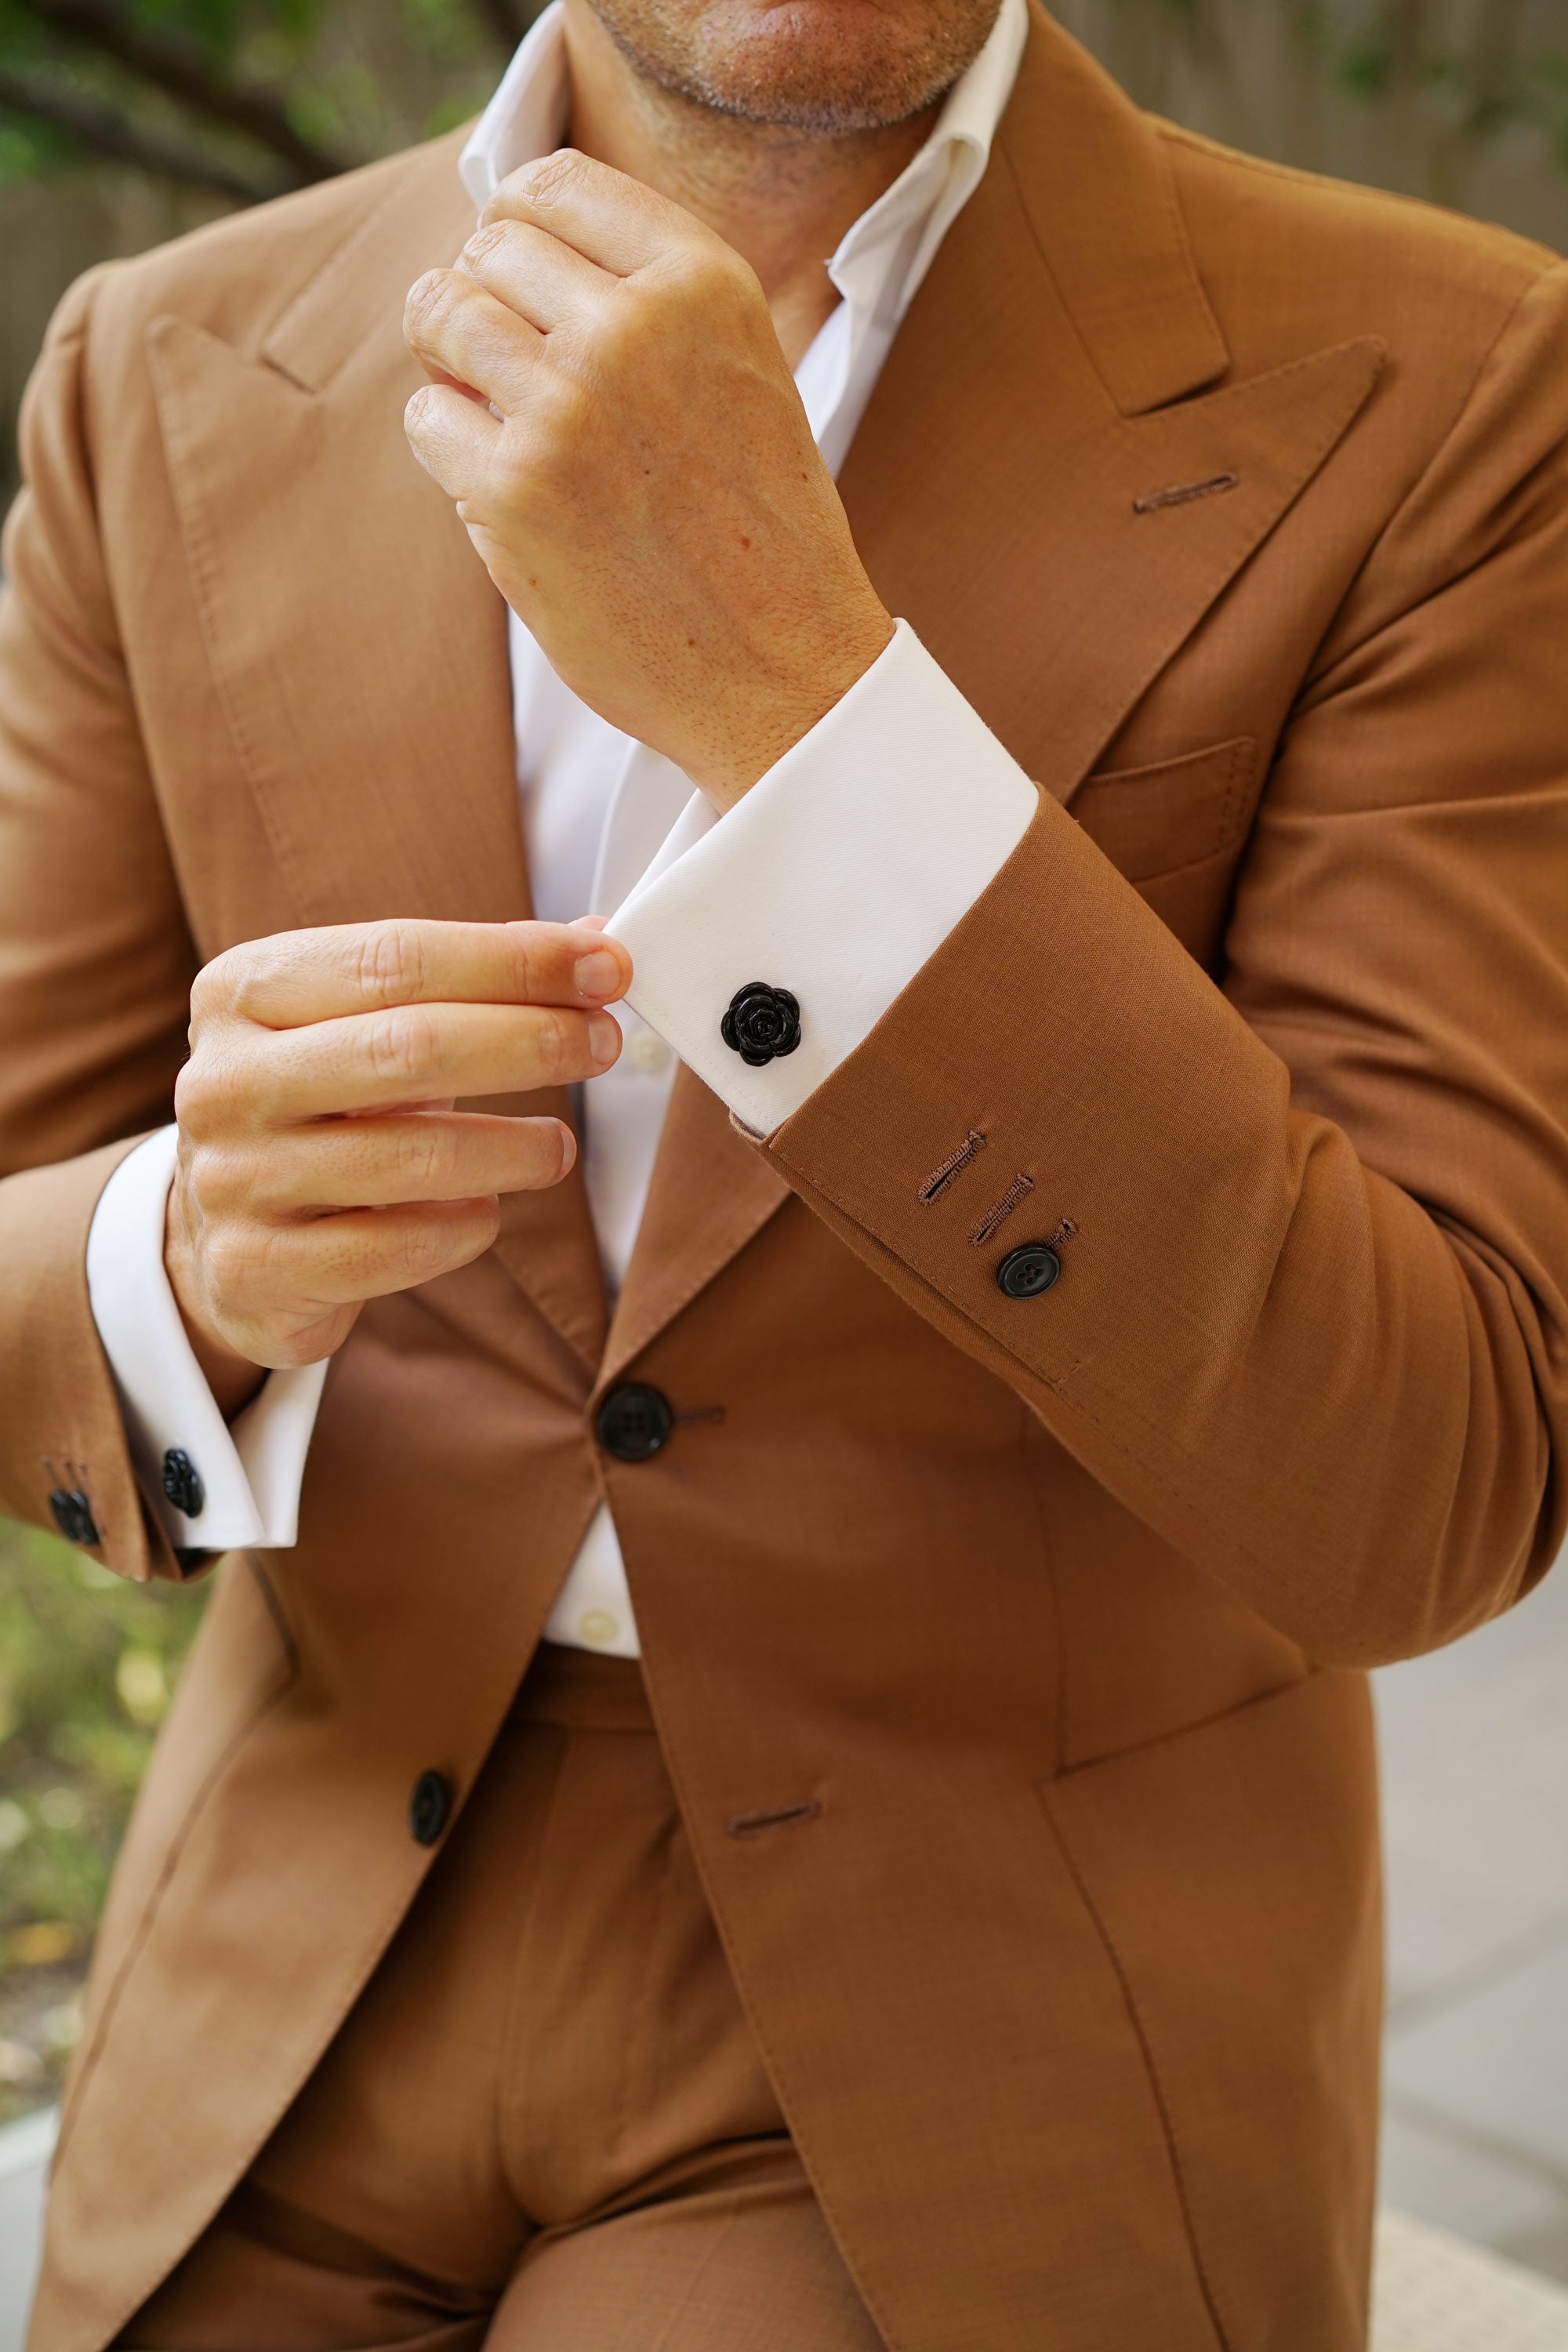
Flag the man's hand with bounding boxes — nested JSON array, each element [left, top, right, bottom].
[[401, 151, 895, 808], [165, 918, 630, 1413]]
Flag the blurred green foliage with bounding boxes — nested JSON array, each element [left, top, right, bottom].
[[0, 0, 533, 200], [1080, 0, 1568, 183], [0, 1515, 205, 2122], [1305, 0, 1568, 174]]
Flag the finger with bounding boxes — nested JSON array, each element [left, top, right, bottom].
[[245, 999, 621, 1123], [482, 148, 707, 278], [405, 269, 543, 412], [456, 216, 612, 336], [242, 1111, 575, 1214], [252, 1199, 507, 1309], [200, 920, 632, 1033], [405, 379, 503, 499]]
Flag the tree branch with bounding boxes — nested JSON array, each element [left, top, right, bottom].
[[11, 0, 348, 183], [0, 64, 275, 198], [471, 0, 535, 47]]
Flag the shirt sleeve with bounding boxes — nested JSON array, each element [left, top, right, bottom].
[[84, 1125, 328, 1551], [606, 621, 1038, 1134]]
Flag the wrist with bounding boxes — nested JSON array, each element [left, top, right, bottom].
[[697, 602, 896, 813]]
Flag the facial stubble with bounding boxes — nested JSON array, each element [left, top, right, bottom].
[[581, 0, 1005, 136]]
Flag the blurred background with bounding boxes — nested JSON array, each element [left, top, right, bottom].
[[2, 0, 1568, 2328]]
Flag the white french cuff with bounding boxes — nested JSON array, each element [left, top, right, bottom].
[[85, 1124, 328, 1552], [606, 620, 1040, 1134]]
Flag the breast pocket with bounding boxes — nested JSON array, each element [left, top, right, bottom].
[[1072, 736, 1260, 960]]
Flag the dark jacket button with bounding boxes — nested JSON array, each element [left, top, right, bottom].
[[49, 1489, 100, 1547], [720, 982, 801, 1067], [162, 1448, 205, 1518], [596, 1384, 674, 1463], [409, 1770, 452, 1847], [996, 1243, 1062, 1300]]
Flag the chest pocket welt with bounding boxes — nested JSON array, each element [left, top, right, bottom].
[[1073, 736, 1258, 883], [1073, 736, 1261, 964]]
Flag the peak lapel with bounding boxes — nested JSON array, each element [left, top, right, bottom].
[[839, 4, 1385, 807], [148, 140, 608, 1368], [598, 1066, 790, 1394]]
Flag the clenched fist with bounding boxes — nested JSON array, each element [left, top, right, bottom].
[[401, 149, 895, 808], [165, 918, 630, 1413]]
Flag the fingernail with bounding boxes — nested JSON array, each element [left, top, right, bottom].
[[574, 949, 621, 1000], [555, 1120, 577, 1176], [590, 1011, 621, 1067]]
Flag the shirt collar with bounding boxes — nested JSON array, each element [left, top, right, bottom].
[[460, 0, 1026, 329], [460, 3, 572, 206], [826, 0, 1025, 323]]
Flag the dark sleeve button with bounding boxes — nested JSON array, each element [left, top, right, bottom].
[[49, 1489, 100, 1547], [996, 1243, 1062, 1300], [409, 1769, 452, 1847], [595, 1384, 674, 1463], [720, 982, 800, 1067], [162, 1448, 205, 1519]]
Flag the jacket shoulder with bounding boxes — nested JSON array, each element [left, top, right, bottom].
[[65, 128, 473, 369], [1160, 120, 1562, 387]]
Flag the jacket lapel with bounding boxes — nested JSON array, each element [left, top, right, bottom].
[[606, 3, 1383, 1376], [598, 1067, 789, 1395], [836, 3, 1385, 808], [147, 136, 608, 1369]]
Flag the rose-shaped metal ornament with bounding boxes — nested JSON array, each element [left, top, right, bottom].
[[720, 982, 801, 1067]]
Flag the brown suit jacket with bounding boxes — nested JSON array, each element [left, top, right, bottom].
[[4, 11, 1566, 2348]]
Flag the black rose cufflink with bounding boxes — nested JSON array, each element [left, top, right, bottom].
[[720, 982, 801, 1068]]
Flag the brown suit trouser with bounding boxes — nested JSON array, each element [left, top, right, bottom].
[[118, 1646, 884, 2352]]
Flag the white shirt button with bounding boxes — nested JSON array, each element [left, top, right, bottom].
[[628, 1029, 671, 1076], [576, 1608, 621, 1650]]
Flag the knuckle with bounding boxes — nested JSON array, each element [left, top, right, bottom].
[[222, 947, 280, 1025], [404, 268, 458, 339], [512, 149, 579, 210], [202, 1228, 256, 1313], [395, 1119, 457, 1196], [220, 931, 314, 1028], [670, 243, 738, 305], [356, 919, 426, 1007], [174, 1044, 245, 1140], [397, 1215, 468, 1284], [586, 297, 638, 371], [187, 951, 233, 1025], [540, 1007, 588, 1081], [172, 1053, 210, 1136], [367, 1004, 437, 1087], [532, 1007, 571, 1080], [462, 220, 509, 269], [183, 1138, 247, 1216]]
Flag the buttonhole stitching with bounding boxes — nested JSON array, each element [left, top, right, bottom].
[[1132, 471, 1240, 515], [42, 1457, 97, 1528], [970, 1174, 1034, 1247], [673, 1406, 726, 1428], [727, 1799, 822, 1839], [919, 1129, 986, 1205]]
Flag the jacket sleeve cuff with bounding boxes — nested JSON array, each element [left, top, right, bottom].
[[606, 620, 1039, 1134], [84, 1125, 327, 1550]]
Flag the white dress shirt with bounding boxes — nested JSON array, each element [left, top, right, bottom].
[[85, 0, 1039, 1656]]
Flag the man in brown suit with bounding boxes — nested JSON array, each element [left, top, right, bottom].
[[2, 0, 1566, 2338]]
